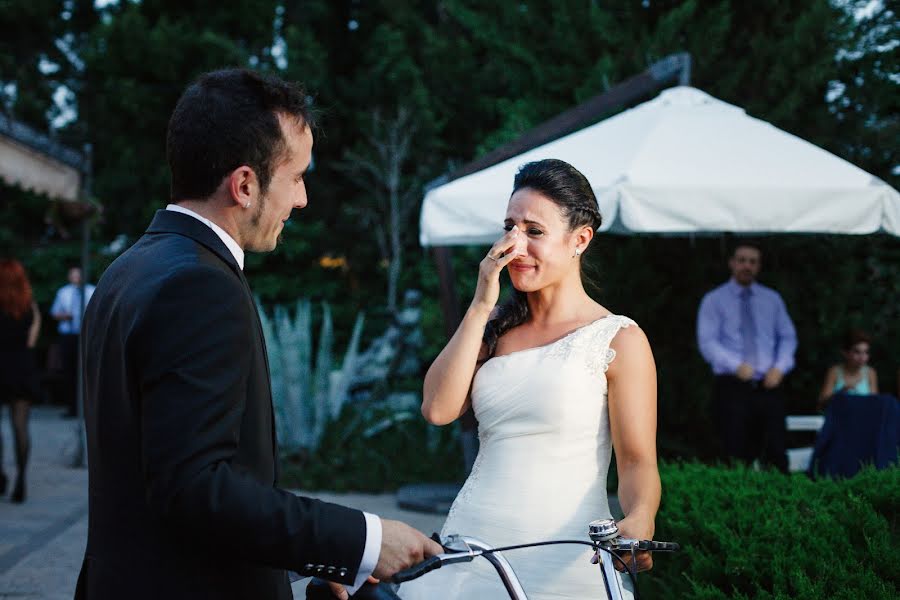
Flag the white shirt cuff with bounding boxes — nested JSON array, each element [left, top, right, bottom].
[[347, 512, 382, 595]]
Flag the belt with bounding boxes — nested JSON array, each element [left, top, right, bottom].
[[716, 374, 763, 389]]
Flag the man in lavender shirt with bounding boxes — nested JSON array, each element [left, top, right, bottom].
[[697, 244, 797, 473]]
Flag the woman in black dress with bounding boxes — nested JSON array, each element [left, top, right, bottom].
[[0, 259, 42, 503]]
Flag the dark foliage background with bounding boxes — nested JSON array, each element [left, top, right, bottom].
[[1, 0, 897, 462]]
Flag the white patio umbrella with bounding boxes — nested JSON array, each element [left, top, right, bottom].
[[419, 86, 900, 245]]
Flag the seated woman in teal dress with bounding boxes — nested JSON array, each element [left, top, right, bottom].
[[818, 329, 879, 411]]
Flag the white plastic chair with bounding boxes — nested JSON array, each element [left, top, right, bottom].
[[785, 415, 825, 472]]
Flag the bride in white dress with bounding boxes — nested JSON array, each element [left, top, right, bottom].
[[400, 159, 661, 599]]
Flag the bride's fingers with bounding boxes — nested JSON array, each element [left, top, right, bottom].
[[635, 552, 653, 572], [486, 227, 520, 262], [482, 247, 520, 273], [496, 250, 519, 269], [612, 550, 652, 572]]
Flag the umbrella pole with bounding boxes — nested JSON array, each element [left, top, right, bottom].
[[433, 246, 462, 338], [70, 144, 93, 469], [431, 246, 478, 473]]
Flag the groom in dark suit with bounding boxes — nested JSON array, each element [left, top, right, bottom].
[[75, 69, 440, 600]]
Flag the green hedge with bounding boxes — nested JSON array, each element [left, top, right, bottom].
[[282, 424, 897, 598], [278, 402, 465, 492], [640, 462, 898, 599]]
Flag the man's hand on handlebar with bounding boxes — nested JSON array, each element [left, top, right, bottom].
[[373, 519, 444, 581]]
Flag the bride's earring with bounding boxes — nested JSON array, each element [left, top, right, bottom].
[[245, 201, 251, 208], [573, 248, 582, 258]]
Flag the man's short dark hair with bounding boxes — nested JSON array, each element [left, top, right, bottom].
[[166, 68, 314, 201], [731, 241, 762, 257]]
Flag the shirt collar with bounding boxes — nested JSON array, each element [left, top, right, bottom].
[[728, 278, 758, 296], [166, 204, 245, 270]]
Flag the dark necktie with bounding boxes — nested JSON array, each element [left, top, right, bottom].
[[740, 287, 757, 368]]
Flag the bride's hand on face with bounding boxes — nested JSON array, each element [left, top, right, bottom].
[[471, 226, 525, 314], [613, 515, 655, 573]]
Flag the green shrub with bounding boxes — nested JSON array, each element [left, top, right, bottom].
[[640, 462, 898, 599], [279, 402, 465, 492]]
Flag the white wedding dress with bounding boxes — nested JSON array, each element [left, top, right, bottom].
[[400, 315, 637, 600]]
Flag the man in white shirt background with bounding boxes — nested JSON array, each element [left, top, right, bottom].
[[50, 266, 95, 418]]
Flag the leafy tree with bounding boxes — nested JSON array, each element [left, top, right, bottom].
[[338, 107, 423, 312], [77, 1, 276, 231], [826, 0, 899, 187], [0, 0, 70, 127]]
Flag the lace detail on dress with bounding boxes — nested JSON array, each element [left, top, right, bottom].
[[443, 431, 489, 532], [602, 347, 617, 373], [544, 315, 636, 377]]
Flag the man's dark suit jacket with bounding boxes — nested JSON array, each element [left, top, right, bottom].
[[75, 210, 367, 600]]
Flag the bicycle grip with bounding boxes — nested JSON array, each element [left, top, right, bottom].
[[392, 556, 442, 583], [640, 540, 680, 552]]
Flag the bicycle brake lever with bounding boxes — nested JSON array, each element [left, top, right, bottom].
[[603, 538, 680, 552], [604, 537, 641, 551], [430, 532, 446, 550], [438, 550, 481, 565], [442, 534, 474, 553]]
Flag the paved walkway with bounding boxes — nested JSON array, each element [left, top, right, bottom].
[[0, 406, 445, 599], [0, 406, 88, 600]]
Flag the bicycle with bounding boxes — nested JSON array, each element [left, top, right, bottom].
[[306, 518, 678, 599]]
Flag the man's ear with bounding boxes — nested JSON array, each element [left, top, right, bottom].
[[227, 166, 259, 208]]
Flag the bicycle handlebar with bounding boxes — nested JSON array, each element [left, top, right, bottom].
[[391, 535, 679, 585], [604, 539, 680, 553], [392, 555, 444, 583]]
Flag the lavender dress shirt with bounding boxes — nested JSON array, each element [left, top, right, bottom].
[[696, 279, 797, 380]]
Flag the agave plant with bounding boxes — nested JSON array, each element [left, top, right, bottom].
[[257, 298, 364, 455]]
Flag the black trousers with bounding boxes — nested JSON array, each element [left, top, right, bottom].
[[713, 375, 788, 473]]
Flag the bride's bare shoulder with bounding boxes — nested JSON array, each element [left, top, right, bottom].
[[609, 323, 649, 346], [607, 324, 654, 376]]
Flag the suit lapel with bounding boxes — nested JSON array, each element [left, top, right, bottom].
[[234, 269, 280, 476]]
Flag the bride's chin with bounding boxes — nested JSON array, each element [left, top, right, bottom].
[[510, 277, 541, 293]]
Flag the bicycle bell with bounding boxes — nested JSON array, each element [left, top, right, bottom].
[[588, 518, 619, 542]]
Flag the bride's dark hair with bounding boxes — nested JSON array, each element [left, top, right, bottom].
[[482, 159, 602, 358]]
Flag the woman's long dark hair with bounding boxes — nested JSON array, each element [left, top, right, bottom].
[[482, 159, 602, 357]]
